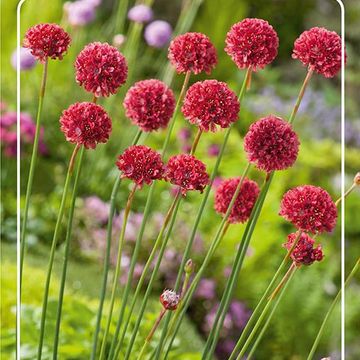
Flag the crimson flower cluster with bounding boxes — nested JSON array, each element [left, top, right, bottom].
[[164, 154, 210, 195], [123, 79, 176, 132], [214, 177, 260, 224], [23, 23, 71, 62], [182, 80, 240, 132], [116, 145, 165, 188], [244, 115, 300, 173], [60, 102, 112, 149], [225, 18, 279, 71], [284, 232, 323, 266], [292, 27, 344, 78], [168, 32, 217, 74], [279, 185, 337, 234], [75, 42, 128, 97], [160, 289, 180, 310]]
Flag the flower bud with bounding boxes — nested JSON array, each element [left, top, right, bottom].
[[184, 259, 194, 274]]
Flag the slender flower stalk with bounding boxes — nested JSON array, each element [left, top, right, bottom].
[[105, 72, 191, 359], [52, 146, 85, 358], [20, 58, 48, 289], [307, 257, 360, 360], [201, 67, 315, 359], [155, 67, 252, 359], [90, 129, 141, 359], [99, 184, 138, 360], [36, 144, 81, 360]]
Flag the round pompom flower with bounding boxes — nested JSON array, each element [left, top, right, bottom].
[[128, 5, 153, 23], [23, 23, 71, 62], [116, 145, 164, 187], [160, 289, 180, 310], [60, 102, 112, 149], [75, 42, 128, 97], [244, 115, 300, 173], [11, 47, 37, 71], [144, 21, 172, 48], [181, 80, 240, 132], [168, 32, 217, 75], [292, 27, 345, 78], [123, 79, 176, 132], [214, 177, 260, 224], [284, 232, 324, 266], [164, 154, 210, 195], [225, 18, 279, 71], [279, 185, 338, 234]]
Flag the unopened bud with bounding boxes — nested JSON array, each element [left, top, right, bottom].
[[184, 259, 194, 274], [354, 172, 360, 186]]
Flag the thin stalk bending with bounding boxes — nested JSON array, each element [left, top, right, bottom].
[[20, 59, 48, 289], [52, 146, 85, 359], [36, 143, 80, 360]]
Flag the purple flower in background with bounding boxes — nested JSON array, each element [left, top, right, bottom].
[[196, 278, 216, 300], [144, 20, 172, 48], [230, 300, 251, 329], [66, 1, 96, 27], [11, 47, 37, 71], [128, 5, 153, 23], [113, 34, 126, 48], [178, 127, 192, 141], [84, 196, 110, 224], [208, 143, 220, 157], [212, 176, 223, 188]]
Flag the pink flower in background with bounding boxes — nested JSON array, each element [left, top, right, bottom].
[[128, 4, 153, 23], [292, 27, 345, 78], [65, 1, 96, 27], [23, 23, 71, 62], [196, 278, 216, 300], [225, 18, 279, 70], [75, 42, 128, 97], [11, 47, 37, 71], [168, 32, 217, 74], [144, 21, 172, 48]]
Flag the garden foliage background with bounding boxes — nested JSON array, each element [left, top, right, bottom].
[[1, 0, 360, 359]]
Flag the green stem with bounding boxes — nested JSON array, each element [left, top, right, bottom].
[[114, 193, 182, 359], [99, 184, 138, 360], [20, 58, 48, 290], [36, 143, 80, 360], [247, 266, 298, 360], [52, 146, 85, 359], [90, 128, 142, 360], [233, 264, 297, 360], [203, 65, 314, 360], [307, 257, 360, 360], [107, 71, 191, 359]]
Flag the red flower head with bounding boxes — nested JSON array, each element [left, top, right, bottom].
[[160, 289, 180, 310], [214, 177, 260, 224], [165, 154, 210, 195], [123, 79, 176, 132], [116, 145, 164, 187], [181, 80, 240, 132], [60, 102, 112, 149], [168, 32, 217, 75], [23, 23, 71, 62], [279, 185, 338, 234], [244, 115, 300, 173], [225, 18, 279, 71], [284, 232, 324, 266], [75, 42, 128, 97], [292, 27, 345, 78]]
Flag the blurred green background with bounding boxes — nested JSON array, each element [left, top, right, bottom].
[[1, 0, 360, 359]]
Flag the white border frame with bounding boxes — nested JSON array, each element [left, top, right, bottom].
[[15, 1, 346, 359]]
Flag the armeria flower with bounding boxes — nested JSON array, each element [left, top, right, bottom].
[[182, 80, 240, 132], [116, 145, 164, 187], [11, 47, 36, 71], [60, 102, 112, 149], [284, 232, 324, 266], [168, 32, 217, 75], [279, 185, 338, 234], [160, 289, 180, 310], [23, 23, 71, 62], [75, 42, 128, 97], [292, 27, 345, 78], [164, 154, 210, 195], [123, 79, 175, 132], [127, 4, 153, 23], [225, 18, 279, 71], [144, 20, 172, 48], [244, 115, 300, 173], [214, 177, 260, 224]]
